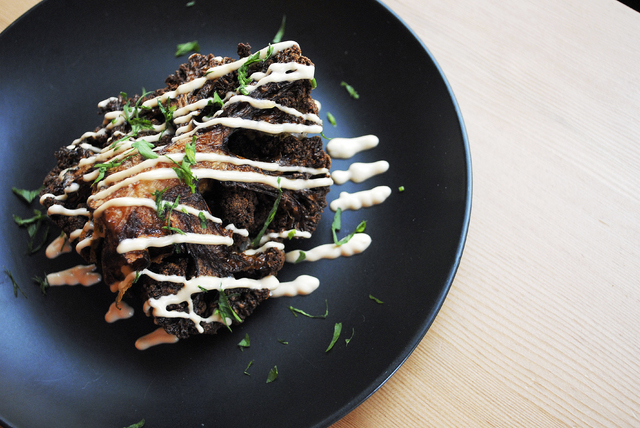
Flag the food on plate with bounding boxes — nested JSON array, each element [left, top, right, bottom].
[[39, 41, 331, 339]]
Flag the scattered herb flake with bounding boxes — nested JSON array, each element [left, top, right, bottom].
[[294, 251, 306, 263], [398, 185, 405, 192], [277, 339, 289, 345], [32, 274, 50, 295], [238, 333, 250, 350], [215, 288, 242, 331], [310, 78, 317, 89], [4, 268, 26, 298], [287, 230, 296, 239], [341, 81, 360, 99], [272, 15, 286, 43], [326, 112, 337, 126], [369, 294, 384, 304], [237, 45, 274, 95], [132, 140, 158, 159], [175, 40, 200, 57], [166, 141, 198, 193], [12, 186, 43, 204], [331, 208, 366, 246], [186, 1, 195, 6], [13, 209, 50, 254], [198, 212, 207, 229], [210, 91, 224, 108], [198, 285, 208, 292], [244, 360, 254, 376], [124, 419, 145, 428], [288, 299, 328, 319], [266, 365, 279, 383], [326, 322, 342, 352], [251, 177, 282, 247], [345, 328, 355, 346]]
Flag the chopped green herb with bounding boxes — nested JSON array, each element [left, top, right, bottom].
[[198, 212, 207, 229], [326, 112, 337, 126], [132, 140, 158, 159], [320, 131, 333, 140], [369, 294, 384, 304], [237, 45, 274, 95], [345, 328, 355, 346], [244, 360, 254, 376], [398, 185, 405, 192], [124, 419, 145, 428], [12, 186, 43, 204], [5, 268, 26, 299], [277, 339, 289, 345], [294, 251, 306, 263], [238, 333, 250, 350], [133, 271, 141, 284], [166, 141, 198, 193], [175, 40, 200, 57], [326, 322, 342, 352], [272, 15, 286, 43], [287, 230, 296, 239], [157, 98, 177, 134], [251, 177, 282, 247], [186, 1, 195, 6], [288, 299, 328, 319], [13, 209, 50, 254], [215, 288, 243, 331], [93, 152, 136, 185], [340, 81, 360, 99], [310, 78, 317, 89], [197, 285, 208, 292], [152, 188, 169, 218], [163, 225, 186, 235], [32, 274, 50, 295], [331, 208, 366, 246], [209, 91, 224, 108], [266, 365, 279, 383]]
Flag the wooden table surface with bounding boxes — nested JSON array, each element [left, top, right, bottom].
[[2, 0, 639, 426]]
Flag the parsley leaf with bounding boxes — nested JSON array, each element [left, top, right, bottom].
[[215, 288, 242, 331], [331, 208, 366, 246], [340, 81, 360, 99], [186, 1, 195, 6], [272, 15, 286, 43], [238, 333, 250, 350], [345, 328, 355, 346], [132, 140, 158, 159], [175, 40, 200, 57], [12, 186, 43, 204], [266, 365, 279, 383], [33, 274, 50, 295], [244, 360, 254, 376], [124, 419, 145, 428], [369, 294, 384, 304], [166, 138, 198, 193], [4, 267, 26, 299], [326, 322, 342, 352], [93, 152, 135, 185], [288, 299, 328, 319], [198, 212, 207, 229], [326, 112, 337, 126], [13, 209, 50, 254], [277, 339, 289, 345], [251, 177, 282, 247], [398, 185, 405, 192], [310, 78, 317, 89], [237, 45, 274, 95], [287, 230, 296, 239], [294, 251, 306, 263]]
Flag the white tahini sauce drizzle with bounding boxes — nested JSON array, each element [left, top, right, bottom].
[[330, 186, 392, 212], [326, 135, 379, 159], [135, 328, 179, 350], [46, 264, 102, 286], [270, 275, 319, 297], [46, 233, 72, 259], [116, 233, 234, 254], [105, 301, 135, 323], [285, 233, 372, 263], [47, 205, 91, 217], [331, 161, 390, 185]]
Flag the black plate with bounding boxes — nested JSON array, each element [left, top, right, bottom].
[[0, 1, 471, 427]]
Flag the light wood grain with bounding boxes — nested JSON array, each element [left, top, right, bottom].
[[2, 0, 639, 427]]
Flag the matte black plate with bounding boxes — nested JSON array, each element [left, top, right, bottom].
[[0, 1, 471, 427]]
